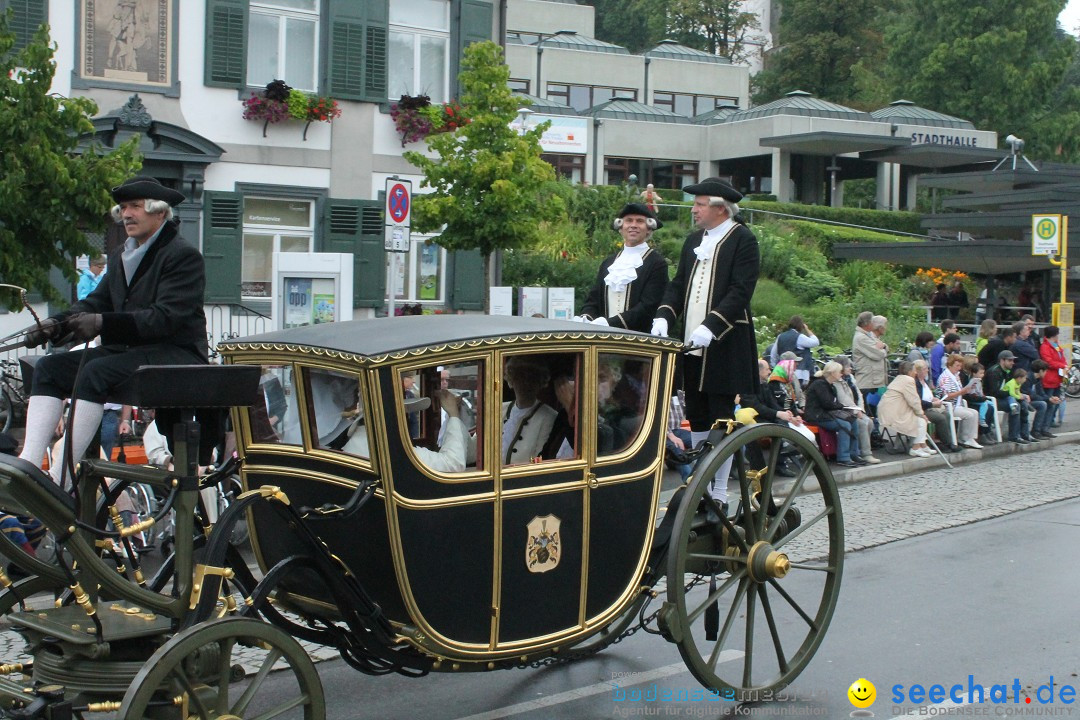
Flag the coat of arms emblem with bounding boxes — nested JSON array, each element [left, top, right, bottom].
[[526, 515, 561, 573]]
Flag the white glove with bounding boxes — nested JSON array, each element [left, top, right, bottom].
[[590, 316, 609, 326], [572, 315, 586, 322], [688, 324, 714, 349], [651, 318, 668, 337]]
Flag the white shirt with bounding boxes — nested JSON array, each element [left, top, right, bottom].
[[684, 219, 736, 344], [604, 243, 649, 315]]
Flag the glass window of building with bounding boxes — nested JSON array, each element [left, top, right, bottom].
[[388, 0, 450, 103], [242, 198, 315, 300], [508, 78, 530, 94], [604, 158, 698, 189], [653, 91, 737, 117], [541, 153, 586, 184], [546, 83, 636, 111], [247, 0, 319, 91]]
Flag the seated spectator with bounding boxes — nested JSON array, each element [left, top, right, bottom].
[[984, 350, 1032, 444], [664, 391, 693, 481], [1010, 320, 1039, 375], [977, 326, 1015, 370], [975, 319, 997, 355], [907, 331, 935, 363], [1039, 325, 1067, 427], [832, 355, 879, 464], [803, 361, 868, 468], [936, 353, 983, 449], [877, 361, 933, 457], [743, 359, 806, 476], [913, 359, 954, 450], [959, 358, 997, 444], [1028, 360, 1058, 440], [930, 333, 961, 385], [937, 319, 956, 343], [767, 359, 803, 416]]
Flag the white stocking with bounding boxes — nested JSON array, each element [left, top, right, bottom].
[[690, 430, 730, 505], [50, 402, 104, 485], [18, 396, 63, 470]]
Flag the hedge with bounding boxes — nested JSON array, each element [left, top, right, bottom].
[[742, 200, 924, 235]]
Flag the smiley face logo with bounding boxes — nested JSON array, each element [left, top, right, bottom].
[[848, 678, 876, 709]]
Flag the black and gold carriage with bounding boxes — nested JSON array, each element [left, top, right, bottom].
[[0, 316, 843, 718]]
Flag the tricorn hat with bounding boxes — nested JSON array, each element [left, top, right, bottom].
[[617, 202, 662, 229], [111, 176, 186, 206], [682, 177, 743, 203]]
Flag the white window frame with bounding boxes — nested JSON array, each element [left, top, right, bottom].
[[388, 1, 451, 103], [242, 197, 316, 301], [247, 1, 320, 92]]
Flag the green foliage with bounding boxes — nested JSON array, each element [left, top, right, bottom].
[[784, 220, 912, 255], [742, 200, 923, 234], [502, 249, 602, 308], [751, 0, 886, 105], [580, 0, 671, 53], [0, 15, 142, 306], [405, 42, 566, 264], [870, 0, 1077, 161], [755, 223, 846, 303], [668, 0, 761, 62]]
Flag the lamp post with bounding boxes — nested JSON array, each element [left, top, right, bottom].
[[516, 107, 533, 135]]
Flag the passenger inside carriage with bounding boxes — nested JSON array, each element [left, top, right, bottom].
[[501, 354, 579, 465]]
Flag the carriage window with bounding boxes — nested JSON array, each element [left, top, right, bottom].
[[406, 361, 484, 473], [303, 368, 367, 459], [501, 353, 581, 466], [248, 364, 298, 445], [597, 354, 653, 456]]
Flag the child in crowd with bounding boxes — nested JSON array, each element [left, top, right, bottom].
[[1002, 369, 1030, 413], [967, 363, 994, 429]]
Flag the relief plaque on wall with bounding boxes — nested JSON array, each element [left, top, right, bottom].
[[78, 0, 174, 90]]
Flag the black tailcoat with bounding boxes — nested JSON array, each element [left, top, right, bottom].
[[579, 247, 668, 332]]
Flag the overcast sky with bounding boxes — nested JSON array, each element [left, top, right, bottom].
[[1062, 0, 1080, 35]]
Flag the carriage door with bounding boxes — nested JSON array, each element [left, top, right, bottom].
[[584, 351, 663, 625], [495, 349, 586, 646]]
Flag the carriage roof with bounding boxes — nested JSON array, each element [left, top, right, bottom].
[[218, 315, 678, 363]]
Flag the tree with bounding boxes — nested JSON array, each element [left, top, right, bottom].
[[874, 0, 1075, 155], [581, 0, 671, 53], [404, 41, 565, 304], [0, 14, 141, 307], [751, 0, 884, 105], [668, 0, 762, 64]]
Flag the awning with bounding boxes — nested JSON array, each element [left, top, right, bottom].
[[832, 239, 1063, 275], [760, 132, 908, 156], [861, 144, 1006, 169]]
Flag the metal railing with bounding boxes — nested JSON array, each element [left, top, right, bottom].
[[206, 303, 271, 360]]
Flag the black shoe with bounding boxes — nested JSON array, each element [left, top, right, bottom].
[[1023, 435, 1040, 443], [851, 457, 869, 466], [980, 435, 998, 446], [1041, 430, 1057, 439], [1011, 437, 1029, 445], [776, 462, 798, 478], [705, 502, 729, 525], [835, 459, 859, 468]]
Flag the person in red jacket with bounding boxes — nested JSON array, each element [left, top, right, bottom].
[[1039, 325, 1067, 427]]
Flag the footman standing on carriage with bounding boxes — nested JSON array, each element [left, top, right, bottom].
[[577, 202, 669, 332], [17, 176, 207, 480], [651, 178, 760, 511]]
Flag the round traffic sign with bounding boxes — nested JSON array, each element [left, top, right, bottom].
[[1037, 218, 1058, 240], [388, 182, 410, 224]]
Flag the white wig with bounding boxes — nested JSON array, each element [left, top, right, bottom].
[[707, 196, 740, 219], [110, 198, 173, 222]]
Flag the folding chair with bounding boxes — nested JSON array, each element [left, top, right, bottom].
[[986, 396, 1004, 443]]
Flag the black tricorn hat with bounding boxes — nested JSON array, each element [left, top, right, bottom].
[[617, 202, 662, 229], [110, 176, 186, 206], [682, 177, 743, 203]]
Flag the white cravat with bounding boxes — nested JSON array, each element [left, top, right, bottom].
[[693, 218, 735, 262], [603, 243, 648, 291]]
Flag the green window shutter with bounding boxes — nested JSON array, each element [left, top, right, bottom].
[[452, 0, 493, 98], [2, 0, 48, 52], [450, 249, 485, 311], [324, 199, 386, 308], [327, 0, 387, 102], [204, 0, 247, 88], [203, 191, 243, 304]]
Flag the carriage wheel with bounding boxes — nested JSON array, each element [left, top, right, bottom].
[[664, 423, 843, 700], [119, 617, 325, 719]]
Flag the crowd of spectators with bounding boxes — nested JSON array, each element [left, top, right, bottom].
[[756, 311, 1069, 471]]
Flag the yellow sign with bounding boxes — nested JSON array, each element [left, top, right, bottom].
[[1032, 214, 1062, 256]]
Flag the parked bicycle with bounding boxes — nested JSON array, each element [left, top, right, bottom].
[[1064, 349, 1080, 398], [0, 358, 29, 434]]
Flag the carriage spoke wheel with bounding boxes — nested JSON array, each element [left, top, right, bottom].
[[119, 617, 325, 719], [665, 423, 843, 700]]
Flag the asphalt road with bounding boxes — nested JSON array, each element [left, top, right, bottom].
[[254, 446, 1080, 719]]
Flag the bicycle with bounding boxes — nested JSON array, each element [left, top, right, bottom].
[[0, 358, 29, 433]]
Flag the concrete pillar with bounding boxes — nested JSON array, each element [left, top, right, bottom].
[[831, 178, 844, 207], [771, 149, 791, 203], [876, 163, 890, 210], [905, 171, 918, 211], [800, 155, 824, 205]]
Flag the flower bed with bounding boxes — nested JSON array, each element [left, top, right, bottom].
[[242, 80, 341, 139]]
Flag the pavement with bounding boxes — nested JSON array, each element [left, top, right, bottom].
[[0, 402, 1077, 682]]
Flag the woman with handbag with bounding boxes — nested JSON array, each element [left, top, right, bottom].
[[804, 361, 867, 467]]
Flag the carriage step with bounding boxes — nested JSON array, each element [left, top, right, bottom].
[[10, 602, 171, 644]]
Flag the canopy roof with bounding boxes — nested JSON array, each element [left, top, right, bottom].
[[870, 100, 975, 129], [832, 239, 1065, 275], [645, 39, 731, 65], [584, 98, 691, 123], [725, 91, 870, 123], [760, 131, 908, 156]]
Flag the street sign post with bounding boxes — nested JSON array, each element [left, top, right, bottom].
[[1032, 214, 1062, 256], [384, 178, 413, 317]]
